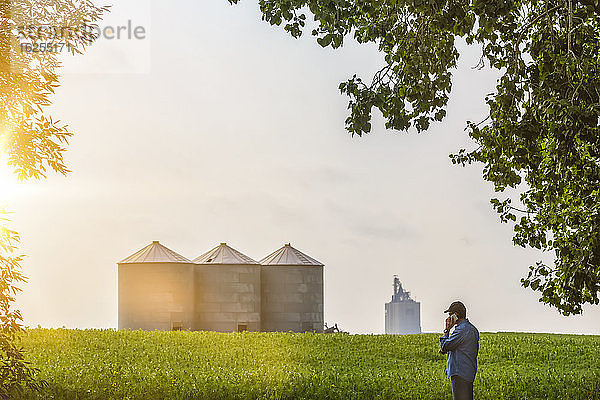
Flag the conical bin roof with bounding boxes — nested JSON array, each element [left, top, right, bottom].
[[193, 243, 259, 264], [260, 244, 323, 266], [118, 241, 192, 264]]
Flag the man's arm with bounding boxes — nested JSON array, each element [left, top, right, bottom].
[[439, 325, 465, 354], [439, 315, 456, 354]]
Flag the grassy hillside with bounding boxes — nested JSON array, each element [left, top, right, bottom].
[[18, 329, 600, 400]]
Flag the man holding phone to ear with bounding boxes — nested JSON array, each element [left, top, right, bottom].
[[439, 301, 479, 400]]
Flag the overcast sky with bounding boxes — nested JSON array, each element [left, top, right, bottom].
[[3, 0, 599, 334]]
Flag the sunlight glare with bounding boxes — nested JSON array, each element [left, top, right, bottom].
[[0, 162, 19, 203]]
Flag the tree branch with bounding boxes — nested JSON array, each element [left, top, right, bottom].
[[515, 4, 562, 53]]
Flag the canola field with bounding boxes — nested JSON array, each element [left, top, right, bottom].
[[20, 329, 600, 400]]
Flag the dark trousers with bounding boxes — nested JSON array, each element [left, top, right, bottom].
[[451, 375, 473, 400]]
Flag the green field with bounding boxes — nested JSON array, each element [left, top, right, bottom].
[[18, 329, 600, 400]]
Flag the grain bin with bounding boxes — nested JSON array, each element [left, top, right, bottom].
[[118, 241, 195, 331], [260, 244, 323, 333], [192, 243, 261, 332]]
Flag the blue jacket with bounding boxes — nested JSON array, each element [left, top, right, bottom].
[[439, 318, 479, 382]]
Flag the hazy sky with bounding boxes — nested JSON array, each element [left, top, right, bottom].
[[3, 0, 599, 334]]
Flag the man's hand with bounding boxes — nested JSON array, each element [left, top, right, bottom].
[[445, 316, 454, 331]]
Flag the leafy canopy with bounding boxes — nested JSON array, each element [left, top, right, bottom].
[[228, 0, 600, 315], [1, 0, 108, 179]]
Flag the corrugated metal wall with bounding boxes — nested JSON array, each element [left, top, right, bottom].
[[193, 264, 261, 332], [261, 265, 323, 333], [118, 263, 195, 331]]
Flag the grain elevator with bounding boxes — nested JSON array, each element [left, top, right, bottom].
[[384, 275, 421, 334]]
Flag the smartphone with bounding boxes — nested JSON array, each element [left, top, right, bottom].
[[450, 313, 458, 324]]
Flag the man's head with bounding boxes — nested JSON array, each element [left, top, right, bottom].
[[444, 301, 467, 319]]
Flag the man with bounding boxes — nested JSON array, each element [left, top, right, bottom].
[[439, 301, 479, 400]]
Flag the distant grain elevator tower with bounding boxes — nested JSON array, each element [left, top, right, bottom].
[[385, 275, 421, 334], [118, 241, 323, 333]]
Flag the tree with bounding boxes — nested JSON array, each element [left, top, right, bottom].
[[0, 0, 108, 396], [228, 0, 600, 315]]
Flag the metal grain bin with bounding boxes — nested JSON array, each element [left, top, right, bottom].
[[118, 241, 194, 331], [192, 243, 261, 332], [260, 244, 324, 333]]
